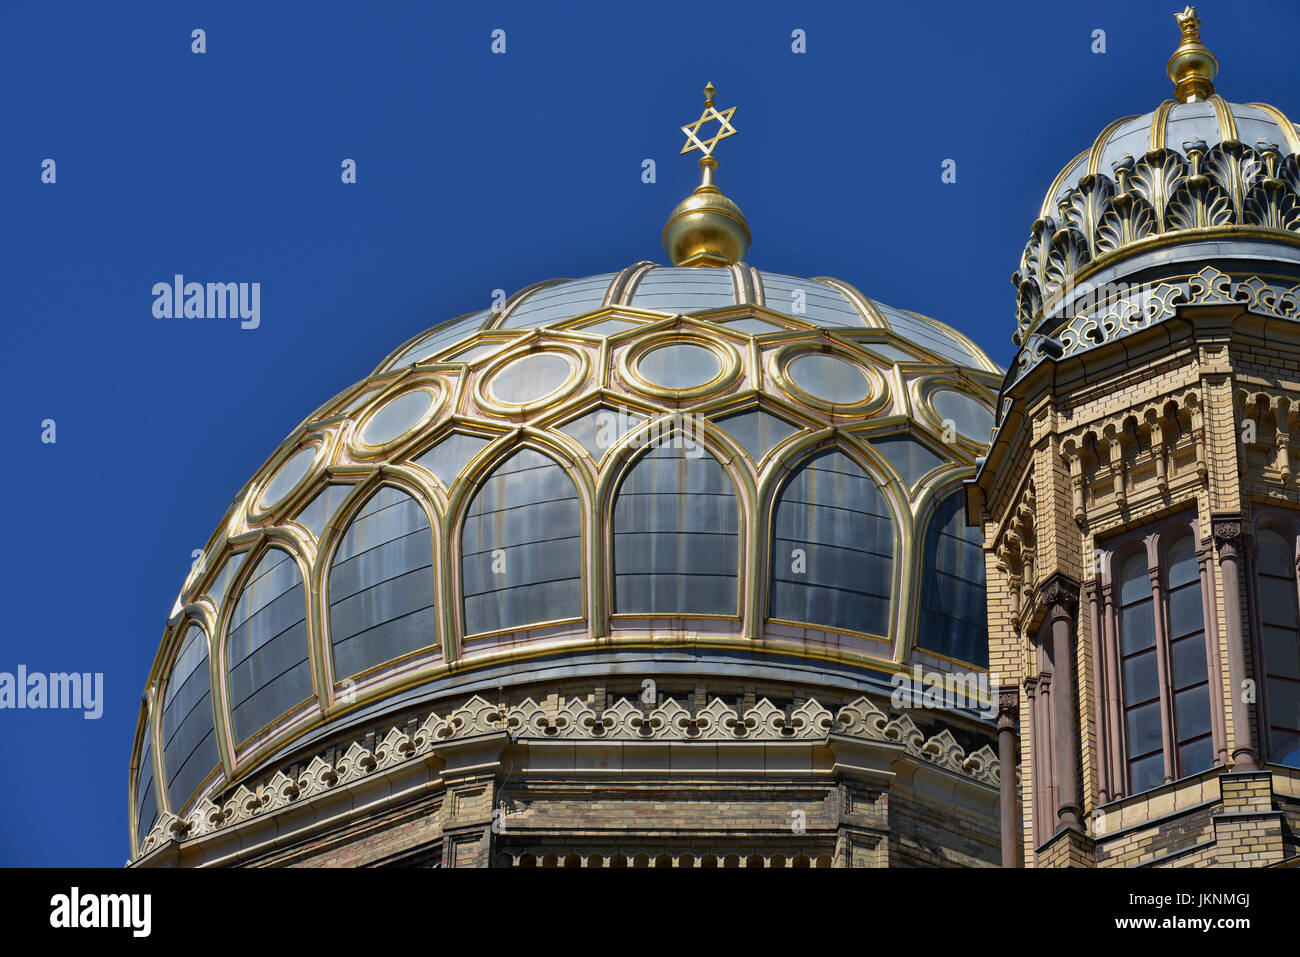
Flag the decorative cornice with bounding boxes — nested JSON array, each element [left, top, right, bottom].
[[1009, 265, 1300, 387], [135, 692, 999, 859]]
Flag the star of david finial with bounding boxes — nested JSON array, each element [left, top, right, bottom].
[[680, 82, 738, 159]]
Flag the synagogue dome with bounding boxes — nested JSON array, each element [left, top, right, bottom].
[[129, 86, 1002, 861]]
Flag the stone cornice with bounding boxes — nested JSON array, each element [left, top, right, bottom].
[[132, 693, 1000, 862]]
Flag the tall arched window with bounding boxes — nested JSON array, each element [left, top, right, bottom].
[[135, 718, 157, 849], [227, 548, 313, 744], [1257, 528, 1300, 766], [769, 449, 892, 635], [462, 448, 581, 634], [161, 624, 219, 812], [1113, 528, 1213, 794], [613, 439, 738, 616], [1118, 551, 1163, 793], [917, 492, 988, 665], [330, 486, 437, 678], [1166, 534, 1213, 775]]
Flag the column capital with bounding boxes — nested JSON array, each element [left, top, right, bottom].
[[1037, 572, 1081, 622], [997, 687, 1019, 732], [1212, 515, 1244, 560]]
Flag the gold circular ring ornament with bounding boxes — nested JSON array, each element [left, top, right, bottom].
[[775, 348, 881, 413], [247, 436, 330, 523], [477, 347, 587, 412], [351, 385, 443, 457], [620, 333, 739, 399], [911, 377, 996, 446]]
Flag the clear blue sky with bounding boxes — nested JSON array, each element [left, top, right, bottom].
[[2, 0, 1295, 866]]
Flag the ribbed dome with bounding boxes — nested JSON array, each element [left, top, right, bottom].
[[1013, 96, 1300, 351], [1004, 12, 1300, 394], [379, 263, 996, 374], [130, 261, 1002, 856], [1037, 97, 1300, 222]]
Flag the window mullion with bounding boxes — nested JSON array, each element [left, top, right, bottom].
[[1149, 564, 1177, 784]]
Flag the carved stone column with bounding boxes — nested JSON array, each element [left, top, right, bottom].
[[1100, 582, 1125, 798], [1213, 518, 1258, 771], [997, 686, 1019, 867], [1085, 580, 1109, 803], [1040, 573, 1083, 832]]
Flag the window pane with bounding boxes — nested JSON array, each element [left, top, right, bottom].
[[1119, 552, 1150, 604], [331, 487, 437, 677], [1120, 599, 1156, 655], [136, 721, 157, 849], [1129, 752, 1165, 794], [1263, 626, 1300, 680], [769, 450, 893, 635], [1258, 529, 1293, 576], [615, 440, 738, 616], [1270, 727, 1300, 768], [1259, 576, 1299, 627], [1170, 633, 1208, 688], [1174, 684, 1212, 740], [638, 343, 721, 390], [1125, 698, 1164, 759], [227, 548, 313, 743], [1167, 582, 1204, 640], [1268, 677, 1300, 733], [1122, 647, 1159, 704], [463, 449, 582, 634], [161, 624, 218, 813], [1165, 533, 1198, 589], [1178, 736, 1214, 776], [489, 353, 572, 404], [787, 354, 870, 404], [917, 493, 988, 666]]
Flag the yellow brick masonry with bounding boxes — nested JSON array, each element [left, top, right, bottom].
[[979, 302, 1300, 867]]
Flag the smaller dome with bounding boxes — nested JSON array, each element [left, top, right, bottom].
[[1008, 8, 1300, 378]]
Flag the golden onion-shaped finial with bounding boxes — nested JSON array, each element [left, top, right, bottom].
[[1167, 6, 1218, 103], [663, 82, 751, 267]]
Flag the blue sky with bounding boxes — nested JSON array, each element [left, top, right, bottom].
[[1, 0, 1296, 866]]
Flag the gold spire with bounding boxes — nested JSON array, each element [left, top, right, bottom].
[[1167, 6, 1218, 103], [662, 82, 751, 267]]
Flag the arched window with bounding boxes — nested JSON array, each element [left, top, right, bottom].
[[769, 449, 892, 635], [1165, 534, 1213, 776], [613, 439, 738, 615], [330, 486, 437, 678], [135, 719, 157, 849], [227, 548, 313, 744], [1113, 529, 1213, 794], [917, 492, 988, 665], [1118, 551, 1163, 792], [462, 448, 581, 634], [161, 624, 219, 812], [1256, 528, 1300, 766]]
